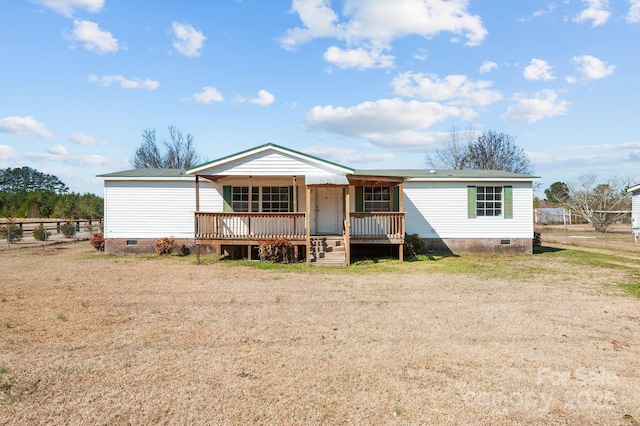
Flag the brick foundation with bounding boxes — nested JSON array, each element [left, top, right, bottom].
[[105, 238, 196, 255], [424, 238, 533, 255]]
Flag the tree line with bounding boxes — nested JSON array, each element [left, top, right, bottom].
[[0, 167, 103, 219]]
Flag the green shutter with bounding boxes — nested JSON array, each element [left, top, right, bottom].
[[289, 186, 294, 212], [503, 186, 513, 219], [393, 186, 400, 212], [223, 185, 232, 212], [355, 186, 363, 212], [467, 186, 477, 219]]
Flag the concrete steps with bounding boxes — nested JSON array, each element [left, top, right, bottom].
[[309, 236, 347, 266]]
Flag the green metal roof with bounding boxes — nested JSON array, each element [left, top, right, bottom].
[[97, 169, 188, 178], [354, 169, 539, 179]]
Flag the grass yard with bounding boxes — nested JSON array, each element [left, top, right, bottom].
[[1, 242, 639, 425]]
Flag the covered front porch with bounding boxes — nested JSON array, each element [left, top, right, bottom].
[[192, 174, 405, 265]]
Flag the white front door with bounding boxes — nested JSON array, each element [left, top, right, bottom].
[[315, 187, 342, 235]]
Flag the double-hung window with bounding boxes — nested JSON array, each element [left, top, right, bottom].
[[261, 186, 290, 212], [476, 186, 502, 217], [355, 185, 400, 212], [231, 186, 258, 212], [363, 187, 391, 212]]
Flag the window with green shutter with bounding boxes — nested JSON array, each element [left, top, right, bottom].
[[468, 185, 512, 218]]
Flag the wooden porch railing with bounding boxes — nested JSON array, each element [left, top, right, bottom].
[[195, 212, 306, 240], [350, 212, 405, 241]]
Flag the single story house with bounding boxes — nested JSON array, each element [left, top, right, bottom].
[[98, 143, 538, 265], [627, 184, 640, 240]]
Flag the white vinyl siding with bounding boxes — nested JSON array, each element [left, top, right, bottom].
[[403, 181, 533, 239], [204, 151, 348, 176], [103, 180, 219, 239]]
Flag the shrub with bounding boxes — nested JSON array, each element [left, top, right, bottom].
[[32, 224, 51, 241], [179, 244, 190, 256], [533, 231, 541, 247], [90, 233, 105, 251], [258, 237, 292, 263], [404, 233, 427, 260], [154, 237, 175, 255], [60, 222, 76, 238], [0, 219, 23, 243]]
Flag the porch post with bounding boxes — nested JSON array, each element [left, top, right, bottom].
[[344, 186, 350, 266], [293, 176, 298, 212], [305, 185, 311, 264], [398, 182, 404, 262]]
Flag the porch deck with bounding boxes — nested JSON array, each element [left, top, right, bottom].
[[194, 211, 404, 244]]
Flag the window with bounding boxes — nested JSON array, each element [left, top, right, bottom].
[[261, 186, 290, 212], [476, 186, 502, 217], [363, 186, 391, 212], [226, 186, 290, 212], [231, 186, 258, 212], [467, 185, 513, 219]]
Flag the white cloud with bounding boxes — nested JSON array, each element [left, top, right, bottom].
[[0, 115, 53, 139], [0, 145, 19, 162], [413, 48, 428, 61], [306, 98, 462, 150], [48, 144, 68, 155], [501, 90, 570, 123], [391, 72, 503, 107], [280, 0, 342, 49], [627, 0, 640, 23], [191, 87, 224, 104], [523, 58, 555, 81], [479, 60, 498, 74], [70, 132, 106, 145], [281, 0, 487, 69], [572, 55, 615, 80], [31, 0, 104, 17], [88, 74, 160, 90], [26, 151, 111, 166], [324, 46, 394, 69], [66, 20, 118, 54], [303, 146, 394, 164], [171, 22, 206, 57], [245, 90, 275, 106], [573, 0, 611, 27]]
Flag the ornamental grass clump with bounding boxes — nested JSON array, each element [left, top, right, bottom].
[[0, 219, 23, 243], [60, 222, 76, 238], [32, 224, 51, 241]]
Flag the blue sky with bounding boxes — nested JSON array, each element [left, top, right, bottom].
[[1, 0, 639, 195]]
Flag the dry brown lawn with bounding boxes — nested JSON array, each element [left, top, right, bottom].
[[1, 241, 639, 425]]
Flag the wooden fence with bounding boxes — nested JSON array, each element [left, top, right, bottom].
[[0, 218, 102, 239]]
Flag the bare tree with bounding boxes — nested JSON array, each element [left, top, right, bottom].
[[426, 128, 534, 174], [466, 130, 534, 174], [552, 174, 629, 232], [131, 126, 201, 169], [426, 125, 475, 170]]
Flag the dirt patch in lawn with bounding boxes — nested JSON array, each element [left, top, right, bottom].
[[1, 243, 639, 425]]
